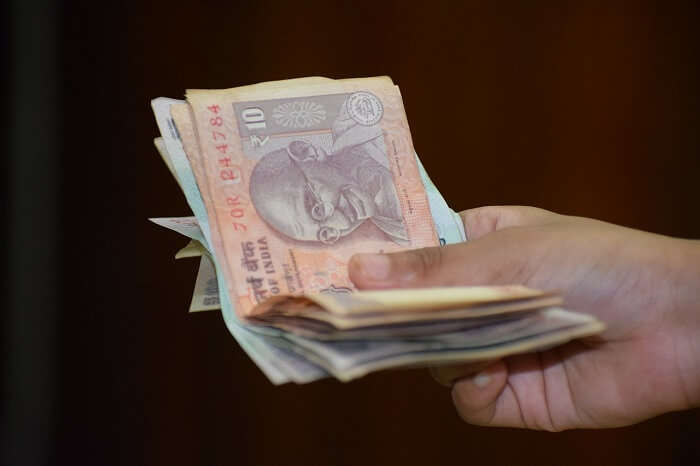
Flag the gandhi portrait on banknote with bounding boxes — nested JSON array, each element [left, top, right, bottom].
[[249, 95, 409, 246]]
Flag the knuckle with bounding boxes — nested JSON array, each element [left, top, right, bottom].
[[410, 247, 444, 280], [461, 206, 557, 239], [460, 207, 500, 240]]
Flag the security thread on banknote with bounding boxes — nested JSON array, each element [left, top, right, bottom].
[[184, 78, 439, 317]]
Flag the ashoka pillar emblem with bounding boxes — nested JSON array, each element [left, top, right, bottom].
[[347, 91, 383, 126]]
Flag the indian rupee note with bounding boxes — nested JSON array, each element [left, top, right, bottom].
[[184, 77, 439, 316], [189, 255, 220, 312]]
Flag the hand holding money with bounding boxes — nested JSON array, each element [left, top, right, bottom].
[[352, 206, 700, 430], [147, 76, 700, 433], [149, 77, 604, 384]]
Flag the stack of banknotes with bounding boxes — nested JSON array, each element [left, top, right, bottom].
[[149, 77, 603, 384]]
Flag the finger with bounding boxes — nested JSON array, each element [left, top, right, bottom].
[[460, 206, 557, 240], [349, 206, 556, 290], [449, 360, 519, 426], [349, 245, 447, 288], [349, 239, 528, 289], [453, 353, 576, 430], [348, 243, 508, 289], [429, 361, 496, 387]]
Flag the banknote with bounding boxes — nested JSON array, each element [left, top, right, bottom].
[[189, 255, 220, 312], [249, 292, 565, 332], [149, 77, 605, 384], [153, 93, 464, 319], [173, 239, 220, 312], [183, 77, 439, 316], [175, 239, 205, 260], [153, 101, 327, 383], [150, 216, 206, 245], [282, 308, 602, 381]]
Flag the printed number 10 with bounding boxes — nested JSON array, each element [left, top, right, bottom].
[[242, 107, 266, 131]]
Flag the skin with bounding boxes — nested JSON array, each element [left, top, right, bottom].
[[348, 206, 700, 430]]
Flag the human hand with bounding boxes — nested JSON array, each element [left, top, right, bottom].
[[349, 206, 700, 430]]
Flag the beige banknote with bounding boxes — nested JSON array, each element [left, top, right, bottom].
[[173, 240, 220, 313], [175, 239, 205, 259], [250, 292, 565, 332], [292, 309, 605, 381], [189, 255, 220, 312]]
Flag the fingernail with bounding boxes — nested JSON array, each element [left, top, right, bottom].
[[473, 372, 491, 387], [353, 253, 392, 281]]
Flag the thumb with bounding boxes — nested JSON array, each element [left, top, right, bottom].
[[349, 242, 515, 289], [349, 244, 454, 289], [349, 206, 553, 289]]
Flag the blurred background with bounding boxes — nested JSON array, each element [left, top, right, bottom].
[[3, 1, 699, 465]]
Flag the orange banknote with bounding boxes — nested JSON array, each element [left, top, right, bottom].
[[177, 77, 438, 316]]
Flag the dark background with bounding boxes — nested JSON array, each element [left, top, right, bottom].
[[3, 1, 699, 465]]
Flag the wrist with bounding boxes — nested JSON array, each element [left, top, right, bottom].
[[669, 239, 700, 408]]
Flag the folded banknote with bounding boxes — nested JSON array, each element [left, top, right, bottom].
[[149, 77, 603, 384]]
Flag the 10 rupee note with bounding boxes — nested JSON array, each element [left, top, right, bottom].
[[182, 77, 439, 316]]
